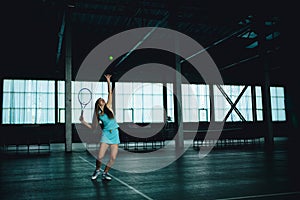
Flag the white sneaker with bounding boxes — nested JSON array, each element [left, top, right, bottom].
[[91, 170, 101, 180], [102, 172, 112, 181]]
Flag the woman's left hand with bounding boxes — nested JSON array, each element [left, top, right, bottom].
[[104, 74, 112, 81]]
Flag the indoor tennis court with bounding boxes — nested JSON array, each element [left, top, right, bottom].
[[1, 0, 299, 200]]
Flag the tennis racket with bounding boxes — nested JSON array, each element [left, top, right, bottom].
[[78, 88, 92, 115]]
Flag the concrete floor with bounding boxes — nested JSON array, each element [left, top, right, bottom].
[[1, 138, 300, 200]]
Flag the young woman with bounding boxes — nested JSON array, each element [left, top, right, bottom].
[[79, 74, 120, 181]]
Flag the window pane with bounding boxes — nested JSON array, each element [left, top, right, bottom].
[[277, 97, 285, 109], [256, 97, 263, 109], [123, 109, 133, 122], [116, 109, 123, 122], [257, 110, 263, 121], [153, 107, 164, 122], [122, 83, 133, 94], [58, 81, 65, 92], [270, 86, 286, 121], [2, 79, 55, 124], [270, 87, 276, 96], [189, 85, 197, 95], [199, 109, 208, 121], [134, 95, 143, 109], [271, 97, 277, 108], [123, 94, 132, 109], [143, 95, 152, 109], [255, 86, 262, 96], [277, 110, 286, 121], [37, 81, 46, 92], [14, 80, 25, 92], [276, 87, 284, 97], [143, 84, 152, 94], [153, 84, 162, 95], [134, 109, 142, 122], [271, 110, 278, 121], [133, 83, 143, 94], [115, 82, 164, 123], [144, 109, 152, 122], [3, 80, 11, 92], [153, 95, 163, 107], [2, 93, 10, 108], [183, 109, 189, 121], [115, 94, 124, 108], [182, 84, 209, 122], [189, 109, 198, 122]]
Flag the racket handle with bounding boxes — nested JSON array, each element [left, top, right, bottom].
[[81, 110, 84, 116]]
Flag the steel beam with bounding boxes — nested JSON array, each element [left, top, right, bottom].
[[56, 13, 65, 65]]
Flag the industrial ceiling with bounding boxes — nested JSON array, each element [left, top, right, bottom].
[[1, 0, 293, 85]]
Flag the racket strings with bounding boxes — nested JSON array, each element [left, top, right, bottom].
[[78, 88, 92, 106], [79, 94, 92, 104]]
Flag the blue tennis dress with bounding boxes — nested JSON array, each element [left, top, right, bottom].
[[98, 113, 120, 144]]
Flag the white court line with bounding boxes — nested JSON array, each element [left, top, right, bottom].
[[79, 156, 154, 200], [216, 191, 300, 200]]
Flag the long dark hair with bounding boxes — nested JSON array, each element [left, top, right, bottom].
[[94, 98, 114, 119], [92, 98, 114, 129]]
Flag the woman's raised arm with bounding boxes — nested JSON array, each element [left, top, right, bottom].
[[104, 74, 113, 108]]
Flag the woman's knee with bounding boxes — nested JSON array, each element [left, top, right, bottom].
[[97, 154, 105, 161], [110, 155, 117, 162]]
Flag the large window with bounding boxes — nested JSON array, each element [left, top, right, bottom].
[[58, 81, 108, 123], [270, 86, 286, 121], [182, 84, 210, 122], [1, 79, 287, 124], [115, 82, 164, 123], [2, 79, 55, 124], [214, 85, 253, 122]]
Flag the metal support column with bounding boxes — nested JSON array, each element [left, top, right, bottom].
[[168, 0, 184, 151], [209, 84, 215, 122], [251, 85, 257, 122], [173, 57, 184, 151], [65, 7, 72, 152], [262, 66, 274, 146], [163, 83, 168, 124], [258, 17, 274, 147], [55, 80, 58, 123]]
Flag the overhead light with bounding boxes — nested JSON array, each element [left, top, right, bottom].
[[67, 0, 75, 8], [67, 4, 75, 8]]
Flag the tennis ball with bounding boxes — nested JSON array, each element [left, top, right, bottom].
[[109, 55, 113, 61]]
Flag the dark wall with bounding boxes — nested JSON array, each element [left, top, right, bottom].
[[0, 121, 293, 147]]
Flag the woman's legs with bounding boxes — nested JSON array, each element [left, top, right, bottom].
[[104, 144, 119, 173], [96, 142, 109, 170], [92, 143, 118, 180], [91, 143, 110, 180]]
